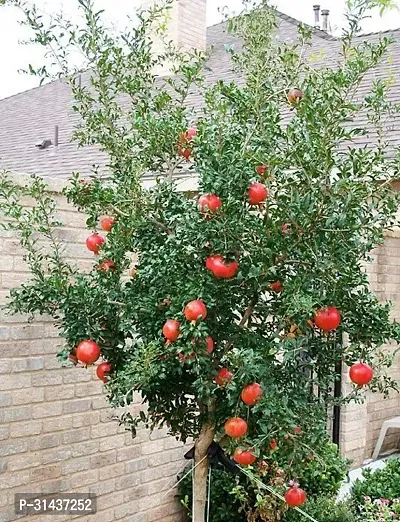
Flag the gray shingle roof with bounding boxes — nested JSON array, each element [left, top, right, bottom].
[[0, 10, 398, 179]]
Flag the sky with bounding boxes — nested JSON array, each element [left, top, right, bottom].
[[0, 0, 399, 100]]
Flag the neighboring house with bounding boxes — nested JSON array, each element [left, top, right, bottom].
[[0, 3, 399, 519]]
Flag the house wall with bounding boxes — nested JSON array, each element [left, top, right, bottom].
[[0, 174, 186, 522], [340, 229, 400, 467]]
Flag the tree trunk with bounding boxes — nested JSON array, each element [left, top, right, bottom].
[[192, 424, 215, 522]]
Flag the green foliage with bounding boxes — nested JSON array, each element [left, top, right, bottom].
[[283, 496, 357, 522], [351, 458, 400, 507], [178, 439, 349, 521], [291, 441, 350, 497], [1, 0, 400, 519], [178, 464, 246, 522]]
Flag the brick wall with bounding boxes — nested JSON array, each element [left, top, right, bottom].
[[340, 229, 400, 467], [140, 0, 207, 75], [0, 174, 186, 522]]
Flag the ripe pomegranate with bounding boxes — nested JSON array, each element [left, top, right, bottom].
[[241, 383, 263, 406], [205, 336, 214, 354], [96, 362, 112, 382], [162, 319, 181, 342], [179, 148, 191, 159], [225, 417, 248, 438], [198, 194, 222, 213], [269, 281, 283, 293], [270, 439, 278, 451], [101, 216, 115, 232], [207, 255, 239, 279], [186, 127, 197, 141], [98, 260, 115, 272], [256, 165, 268, 176], [86, 233, 104, 254], [248, 183, 268, 205], [349, 362, 373, 386], [285, 487, 307, 507], [76, 340, 101, 365], [293, 426, 302, 435], [287, 88, 304, 104], [233, 448, 256, 466], [282, 224, 290, 235], [314, 307, 341, 332], [215, 368, 233, 386], [184, 300, 207, 322]]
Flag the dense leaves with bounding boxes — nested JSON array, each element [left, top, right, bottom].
[[1, 0, 400, 520]]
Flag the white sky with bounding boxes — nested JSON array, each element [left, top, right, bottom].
[[0, 0, 399, 100]]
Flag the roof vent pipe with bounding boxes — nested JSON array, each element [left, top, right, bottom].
[[321, 9, 330, 32], [313, 5, 321, 29]]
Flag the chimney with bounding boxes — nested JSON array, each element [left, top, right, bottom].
[[321, 9, 330, 32], [140, 0, 207, 74], [313, 5, 320, 29]]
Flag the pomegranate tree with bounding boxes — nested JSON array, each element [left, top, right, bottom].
[[1, 1, 400, 521]]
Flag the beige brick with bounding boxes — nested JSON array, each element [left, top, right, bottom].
[[32, 402, 62, 419], [89, 478, 116, 496], [99, 491, 125, 510], [124, 484, 149, 502], [92, 396, 109, 410], [30, 434, 61, 451], [0, 374, 31, 391], [116, 444, 142, 462], [8, 452, 41, 471], [115, 472, 140, 491], [63, 427, 90, 445], [0, 470, 30, 488], [62, 398, 92, 414], [75, 381, 102, 397], [70, 470, 98, 488], [42, 415, 73, 433], [10, 419, 42, 438], [0, 426, 9, 440], [91, 451, 116, 468], [0, 359, 11, 373], [31, 464, 62, 482], [71, 440, 99, 458], [125, 457, 148, 474], [0, 392, 12, 407], [41, 447, 72, 465], [12, 357, 44, 372], [72, 411, 100, 428], [44, 384, 75, 401], [0, 341, 30, 358], [41, 478, 71, 494], [100, 436, 126, 452], [13, 386, 44, 405], [114, 500, 140, 520], [4, 405, 32, 422], [32, 371, 62, 386], [91, 421, 118, 438], [61, 457, 91, 475]]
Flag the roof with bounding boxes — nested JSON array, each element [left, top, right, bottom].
[[0, 11, 399, 179]]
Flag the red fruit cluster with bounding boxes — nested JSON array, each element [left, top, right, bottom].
[[269, 281, 283, 293], [314, 306, 341, 332], [178, 127, 197, 159], [76, 340, 101, 365], [233, 448, 256, 466], [101, 216, 115, 232], [98, 260, 115, 272], [215, 368, 233, 386], [285, 486, 307, 507], [206, 255, 239, 279], [198, 194, 222, 213], [225, 417, 248, 438], [241, 383, 263, 406], [349, 362, 373, 386], [184, 300, 207, 322], [96, 362, 112, 382], [248, 182, 268, 205], [86, 233, 104, 254]]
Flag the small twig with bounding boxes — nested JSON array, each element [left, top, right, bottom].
[[148, 216, 175, 235], [225, 294, 258, 353]]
